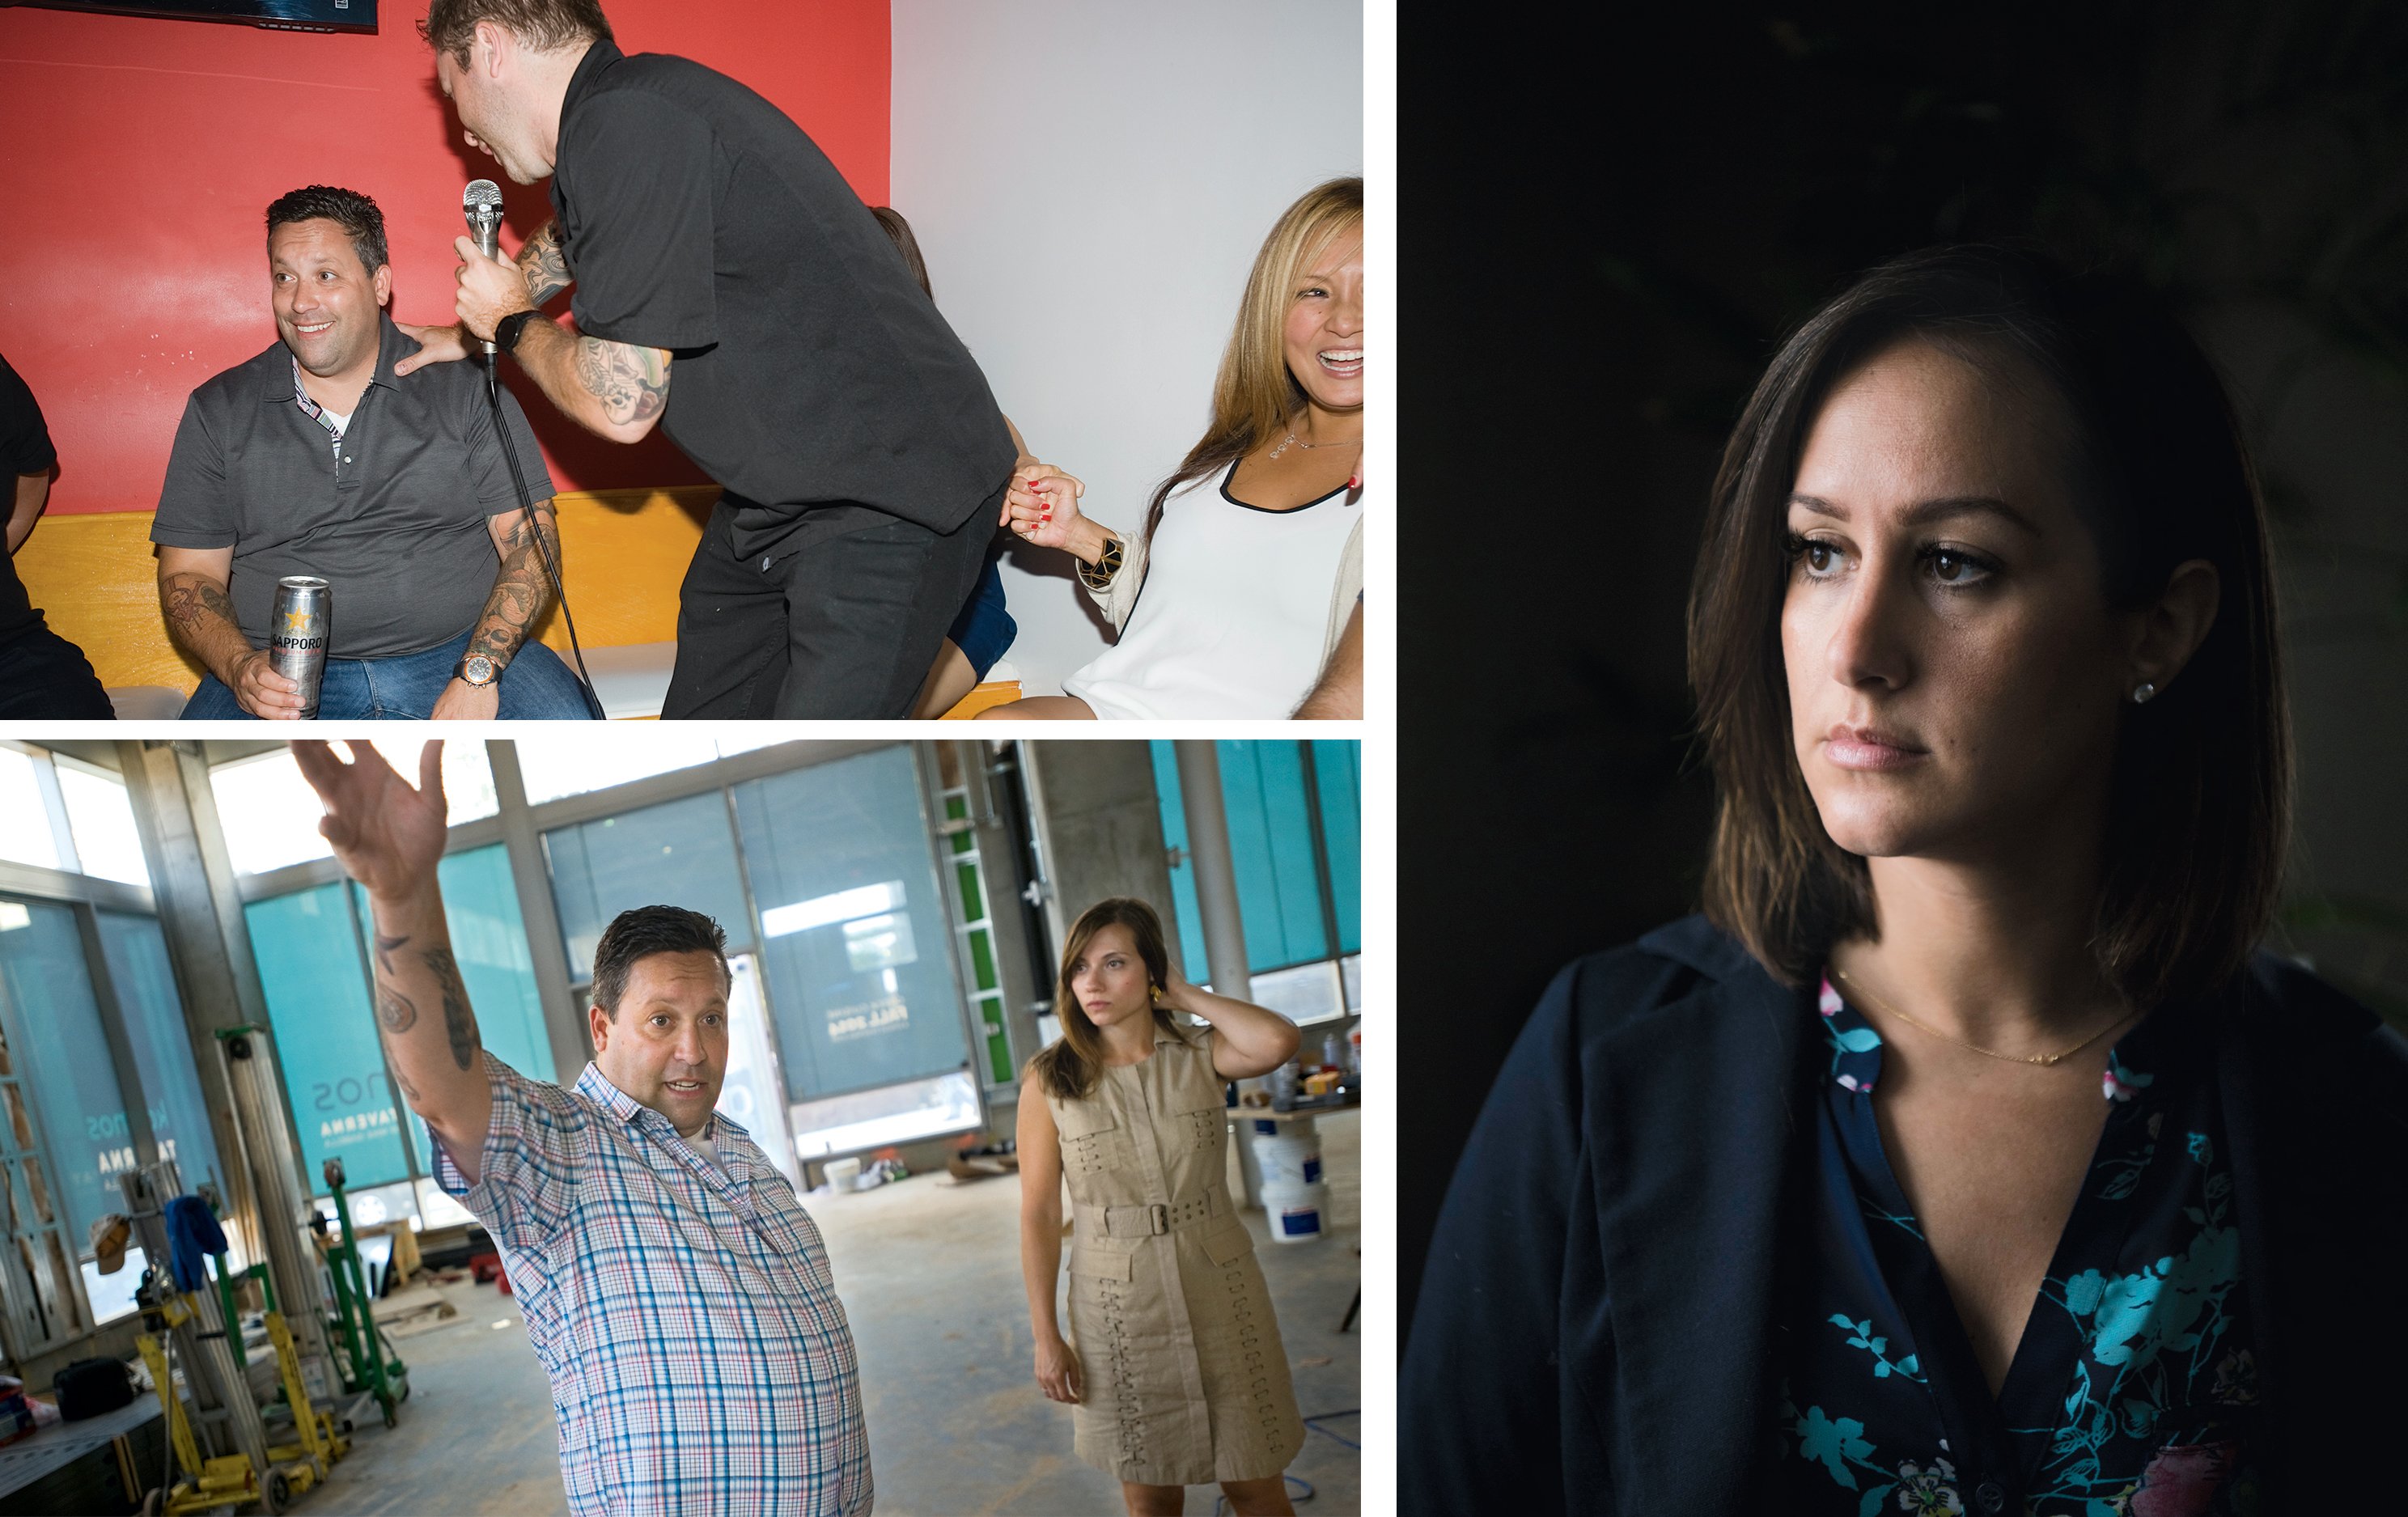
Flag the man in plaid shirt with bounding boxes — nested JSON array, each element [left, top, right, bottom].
[[296, 740, 871, 1515]]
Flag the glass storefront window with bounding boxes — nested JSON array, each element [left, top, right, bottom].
[[53, 761, 150, 888], [0, 748, 60, 873], [544, 790, 753, 973], [97, 912, 226, 1200], [731, 748, 970, 1104], [515, 735, 723, 804], [244, 883, 410, 1193], [0, 899, 138, 1244], [210, 743, 497, 876]]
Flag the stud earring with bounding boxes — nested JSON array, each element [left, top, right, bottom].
[[2131, 681, 2157, 705]]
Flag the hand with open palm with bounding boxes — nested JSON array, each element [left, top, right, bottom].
[[290, 741, 450, 905]]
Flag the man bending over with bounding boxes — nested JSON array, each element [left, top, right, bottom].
[[154, 187, 591, 719], [294, 740, 868, 1514]]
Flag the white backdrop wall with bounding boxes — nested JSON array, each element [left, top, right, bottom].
[[890, 1, 1366, 697]]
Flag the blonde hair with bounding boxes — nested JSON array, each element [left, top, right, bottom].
[[1140, 176, 1364, 553], [1026, 898, 1190, 1102]]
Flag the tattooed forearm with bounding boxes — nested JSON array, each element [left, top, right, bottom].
[[468, 503, 559, 664], [375, 933, 409, 974], [376, 985, 418, 1034], [572, 337, 672, 427], [161, 573, 238, 633], [421, 946, 482, 1072], [391, 1065, 421, 1104], [518, 221, 571, 306]]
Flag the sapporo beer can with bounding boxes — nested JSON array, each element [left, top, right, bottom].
[[269, 576, 332, 718]]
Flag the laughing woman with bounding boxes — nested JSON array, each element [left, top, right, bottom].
[[1400, 248, 2408, 1514], [977, 178, 1364, 721], [1018, 899, 1306, 1516]]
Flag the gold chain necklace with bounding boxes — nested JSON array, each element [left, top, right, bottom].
[[1829, 966, 2141, 1068]]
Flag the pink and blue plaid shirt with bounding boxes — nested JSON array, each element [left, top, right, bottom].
[[434, 1055, 871, 1516]]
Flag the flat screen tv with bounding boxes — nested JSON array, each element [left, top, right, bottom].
[[6, 0, 374, 31]]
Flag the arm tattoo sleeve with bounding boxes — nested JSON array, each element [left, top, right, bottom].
[[573, 338, 672, 428], [421, 946, 483, 1071], [468, 502, 560, 665], [519, 222, 572, 307]]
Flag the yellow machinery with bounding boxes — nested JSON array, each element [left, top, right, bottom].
[[131, 1286, 282, 1515]]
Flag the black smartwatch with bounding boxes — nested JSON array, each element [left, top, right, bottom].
[[494, 309, 541, 355]]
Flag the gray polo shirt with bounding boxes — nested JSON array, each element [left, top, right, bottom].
[[152, 316, 556, 660]]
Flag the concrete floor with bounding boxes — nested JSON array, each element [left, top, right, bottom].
[[303, 1111, 1360, 1516]]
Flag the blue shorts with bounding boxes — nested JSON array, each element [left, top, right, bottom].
[[945, 552, 1016, 679]]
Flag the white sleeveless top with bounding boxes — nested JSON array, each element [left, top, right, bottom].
[[1062, 464, 1364, 720]]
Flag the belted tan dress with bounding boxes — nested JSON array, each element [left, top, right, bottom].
[[1046, 1027, 1306, 1485]]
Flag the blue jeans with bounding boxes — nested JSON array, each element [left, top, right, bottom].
[[180, 626, 595, 720]]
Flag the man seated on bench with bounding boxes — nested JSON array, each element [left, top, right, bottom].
[[153, 185, 593, 719]]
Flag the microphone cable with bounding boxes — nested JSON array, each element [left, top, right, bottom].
[[485, 354, 607, 720]]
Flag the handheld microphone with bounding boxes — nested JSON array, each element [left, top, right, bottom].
[[463, 179, 506, 367]]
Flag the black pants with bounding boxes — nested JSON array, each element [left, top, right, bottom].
[[663, 495, 998, 719], [0, 622, 113, 718]]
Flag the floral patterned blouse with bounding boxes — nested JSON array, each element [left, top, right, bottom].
[[1777, 976, 2260, 1517]]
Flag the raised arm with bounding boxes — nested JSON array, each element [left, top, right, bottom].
[[431, 500, 561, 720], [158, 545, 305, 718], [1015, 1079, 1083, 1405], [290, 740, 494, 1182], [1158, 965, 1303, 1079]]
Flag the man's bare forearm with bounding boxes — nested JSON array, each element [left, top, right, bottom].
[[468, 503, 559, 665], [160, 571, 259, 684], [514, 316, 669, 443], [364, 887, 488, 1147]]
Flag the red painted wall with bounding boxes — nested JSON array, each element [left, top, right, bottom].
[[0, 0, 890, 513]]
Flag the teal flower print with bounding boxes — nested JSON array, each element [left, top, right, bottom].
[[1796, 1405, 1877, 1489]]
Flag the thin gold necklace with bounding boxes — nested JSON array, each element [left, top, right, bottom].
[[1829, 966, 2142, 1068]]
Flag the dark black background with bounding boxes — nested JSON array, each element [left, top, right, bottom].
[[1400, 2, 2408, 1333]]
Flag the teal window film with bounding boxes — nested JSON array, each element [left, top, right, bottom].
[[1149, 742, 1362, 977], [0, 899, 138, 1244], [1151, 744, 1212, 978], [244, 884, 411, 1193], [1308, 741, 1363, 956], [544, 790, 754, 977], [733, 749, 971, 1102], [95, 912, 226, 1199]]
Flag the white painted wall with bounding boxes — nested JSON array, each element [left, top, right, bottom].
[[891, 1, 1365, 696]]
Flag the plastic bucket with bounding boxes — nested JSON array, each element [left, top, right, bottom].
[[1261, 1179, 1329, 1243], [824, 1156, 862, 1192], [1251, 1133, 1323, 1188]]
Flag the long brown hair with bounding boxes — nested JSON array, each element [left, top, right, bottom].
[[1138, 176, 1364, 561], [1027, 898, 1191, 1102], [1689, 245, 2290, 1011]]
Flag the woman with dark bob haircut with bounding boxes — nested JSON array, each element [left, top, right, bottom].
[[1401, 247, 2408, 1515]]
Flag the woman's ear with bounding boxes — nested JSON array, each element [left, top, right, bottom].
[[2125, 557, 2221, 699]]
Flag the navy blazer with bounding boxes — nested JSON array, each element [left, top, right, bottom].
[[1400, 915, 2408, 1514]]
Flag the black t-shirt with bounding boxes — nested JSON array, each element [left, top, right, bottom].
[[0, 353, 60, 643], [550, 40, 1017, 561]]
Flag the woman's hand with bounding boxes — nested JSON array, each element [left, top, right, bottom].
[[1001, 465, 1111, 562], [1034, 1330, 1083, 1404]]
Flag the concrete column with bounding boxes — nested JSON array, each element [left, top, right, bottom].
[[1022, 742, 1179, 946], [486, 740, 592, 1081], [1172, 741, 1251, 1001]]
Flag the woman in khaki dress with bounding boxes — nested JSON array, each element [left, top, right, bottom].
[[1018, 898, 1308, 1516]]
